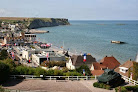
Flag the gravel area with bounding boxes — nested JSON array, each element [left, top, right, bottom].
[[3, 79, 115, 92]]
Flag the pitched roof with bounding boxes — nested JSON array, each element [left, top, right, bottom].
[[120, 60, 133, 68], [70, 55, 96, 67], [100, 56, 120, 69], [92, 62, 107, 70], [91, 70, 104, 76], [92, 62, 101, 70], [115, 60, 134, 77]]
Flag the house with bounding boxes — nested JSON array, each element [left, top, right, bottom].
[[99, 56, 120, 69], [90, 62, 105, 76], [32, 51, 66, 65], [115, 59, 134, 77], [22, 48, 41, 60], [66, 55, 96, 70], [24, 32, 36, 42], [10, 25, 16, 32], [91, 56, 120, 76]]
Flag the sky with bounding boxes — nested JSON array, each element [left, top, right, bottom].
[[0, 0, 138, 20]]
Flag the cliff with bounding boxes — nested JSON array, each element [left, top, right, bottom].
[[0, 17, 70, 29], [28, 18, 70, 29]]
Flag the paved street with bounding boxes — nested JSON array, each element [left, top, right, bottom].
[[3, 79, 115, 92]]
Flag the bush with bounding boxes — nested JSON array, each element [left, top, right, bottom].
[[62, 67, 69, 73], [1, 59, 16, 74], [64, 72, 82, 76], [0, 86, 5, 92], [46, 69, 54, 76], [115, 86, 127, 92], [93, 82, 111, 90], [76, 65, 91, 76], [93, 82, 100, 88], [125, 86, 138, 92], [0, 49, 8, 60], [35, 67, 46, 76], [15, 66, 36, 75], [41, 61, 66, 68], [115, 86, 138, 92], [54, 70, 63, 76], [0, 62, 10, 84], [106, 85, 111, 90]]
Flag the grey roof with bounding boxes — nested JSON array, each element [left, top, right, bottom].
[[70, 55, 96, 67]]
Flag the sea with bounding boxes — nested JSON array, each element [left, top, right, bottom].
[[36, 20, 138, 64]]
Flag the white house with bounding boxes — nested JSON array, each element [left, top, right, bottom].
[[22, 49, 41, 60], [115, 59, 134, 77], [24, 33, 36, 42], [10, 25, 16, 32], [66, 57, 75, 70]]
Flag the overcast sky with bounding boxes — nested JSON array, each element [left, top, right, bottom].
[[0, 0, 138, 20]]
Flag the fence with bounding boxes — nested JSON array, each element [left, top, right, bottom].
[[10, 75, 97, 80], [121, 75, 138, 85]]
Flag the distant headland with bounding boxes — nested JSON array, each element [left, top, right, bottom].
[[0, 17, 70, 29]]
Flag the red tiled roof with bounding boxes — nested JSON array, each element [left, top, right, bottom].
[[100, 56, 120, 69], [91, 70, 104, 76], [93, 62, 101, 70]]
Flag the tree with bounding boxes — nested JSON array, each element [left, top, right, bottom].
[[76, 65, 91, 76], [133, 62, 138, 80], [0, 62, 10, 83], [0, 49, 8, 60]]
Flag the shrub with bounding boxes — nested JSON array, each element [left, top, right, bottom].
[[41, 61, 66, 68], [0, 49, 8, 60], [64, 72, 82, 76], [93, 82, 100, 88], [103, 84, 106, 89], [76, 65, 91, 76], [115, 86, 127, 92], [15, 66, 35, 75], [0, 86, 5, 92], [0, 62, 10, 84], [125, 86, 138, 92], [54, 70, 63, 76], [115, 86, 138, 92], [46, 69, 54, 76], [99, 83, 104, 88], [62, 67, 69, 73], [106, 85, 111, 90], [35, 67, 46, 76], [1, 59, 16, 74], [93, 82, 111, 90]]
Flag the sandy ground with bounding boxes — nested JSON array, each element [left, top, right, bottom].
[[3, 79, 115, 92]]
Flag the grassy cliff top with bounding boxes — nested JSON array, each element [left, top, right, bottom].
[[0, 17, 68, 22]]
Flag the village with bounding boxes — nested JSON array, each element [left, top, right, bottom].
[[0, 20, 138, 92]]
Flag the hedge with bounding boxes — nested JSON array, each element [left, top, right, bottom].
[[115, 86, 138, 92]]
